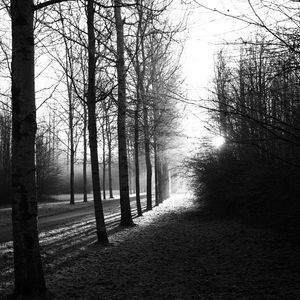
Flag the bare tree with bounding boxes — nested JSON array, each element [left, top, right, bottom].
[[83, 101, 88, 202], [10, 0, 46, 296], [87, 0, 109, 243], [114, 0, 133, 226]]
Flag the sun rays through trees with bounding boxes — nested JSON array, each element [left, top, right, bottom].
[[1, 0, 184, 297]]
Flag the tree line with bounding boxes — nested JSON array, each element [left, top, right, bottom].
[[0, 0, 182, 297], [214, 35, 300, 166], [189, 12, 300, 242]]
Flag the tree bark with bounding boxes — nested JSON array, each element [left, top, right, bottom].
[[87, 0, 108, 243], [134, 105, 142, 216], [11, 0, 46, 296], [158, 159, 163, 204], [143, 99, 152, 210], [134, 56, 142, 216], [162, 162, 170, 201], [68, 84, 75, 205], [154, 138, 160, 206], [114, 0, 133, 226], [133, 3, 143, 216], [102, 122, 106, 200], [83, 103, 88, 202], [138, 1, 152, 210], [106, 114, 114, 198]]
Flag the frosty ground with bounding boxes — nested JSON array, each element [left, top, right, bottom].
[[1, 193, 299, 299]]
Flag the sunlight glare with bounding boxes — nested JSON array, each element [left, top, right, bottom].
[[212, 136, 225, 148]]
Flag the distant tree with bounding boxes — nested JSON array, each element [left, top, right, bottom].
[[36, 123, 61, 196], [105, 97, 116, 199]]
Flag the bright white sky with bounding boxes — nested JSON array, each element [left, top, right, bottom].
[[172, 0, 300, 148], [172, 0, 252, 146]]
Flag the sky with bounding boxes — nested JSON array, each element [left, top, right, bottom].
[[173, 0, 300, 147], [172, 0, 252, 145]]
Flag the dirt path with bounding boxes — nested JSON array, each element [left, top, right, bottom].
[[1, 194, 299, 299]]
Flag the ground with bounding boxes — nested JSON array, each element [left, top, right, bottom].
[[1, 193, 299, 299], [0, 193, 146, 243]]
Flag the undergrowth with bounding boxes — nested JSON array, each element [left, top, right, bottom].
[[189, 148, 300, 235]]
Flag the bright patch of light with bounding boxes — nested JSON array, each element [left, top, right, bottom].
[[212, 136, 225, 148]]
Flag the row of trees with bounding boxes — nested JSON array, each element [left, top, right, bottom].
[[189, 33, 300, 233], [0, 0, 182, 297], [0, 108, 63, 200], [214, 35, 300, 166], [188, 1, 300, 248]]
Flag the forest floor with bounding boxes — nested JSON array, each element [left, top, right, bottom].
[[1, 193, 300, 299]]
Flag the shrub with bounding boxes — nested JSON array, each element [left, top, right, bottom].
[[189, 148, 300, 234]]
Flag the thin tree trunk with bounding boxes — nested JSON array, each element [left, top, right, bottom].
[[133, 4, 143, 216], [158, 158, 163, 204], [134, 105, 142, 216], [138, 3, 152, 210], [106, 117, 114, 198], [127, 145, 133, 194], [143, 100, 152, 210], [68, 84, 75, 205], [162, 162, 170, 200], [83, 103, 88, 202], [134, 54, 142, 215], [11, 0, 46, 296], [166, 166, 170, 199], [154, 138, 159, 206], [114, 0, 133, 226], [153, 99, 160, 206], [60, 11, 75, 206], [87, 0, 108, 243], [102, 123, 106, 200]]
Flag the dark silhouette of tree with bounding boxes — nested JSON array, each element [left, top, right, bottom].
[[83, 101, 88, 202], [10, 0, 46, 296], [211, 37, 300, 166], [114, 0, 133, 226], [87, 0, 109, 243]]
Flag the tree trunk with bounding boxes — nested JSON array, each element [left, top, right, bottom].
[[102, 123, 106, 200], [87, 0, 108, 243], [134, 105, 142, 216], [166, 166, 170, 199], [162, 162, 170, 200], [127, 145, 133, 194], [106, 116, 114, 198], [114, 0, 133, 226], [143, 100, 152, 210], [154, 139, 160, 206], [83, 103, 88, 202], [133, 5, 143, 216], [61, 15, 75, 206], [158, 159, 163, 204], [11, 0, 46, 296], [68, 84, 75, 205]]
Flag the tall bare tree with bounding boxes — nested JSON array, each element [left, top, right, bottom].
[[11, 0, 46, 296], [114, 0, 133, 226], [87, 0, 109, 243]]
